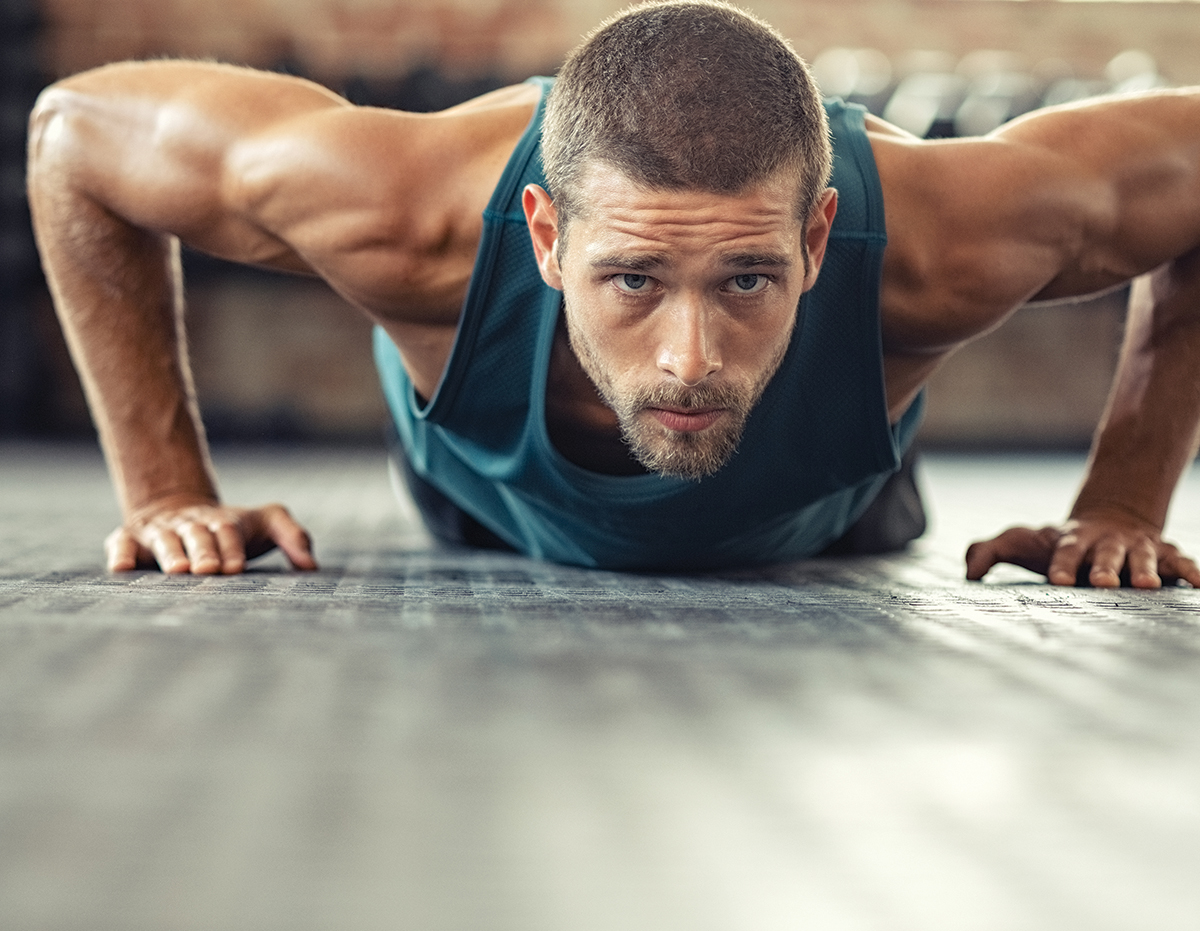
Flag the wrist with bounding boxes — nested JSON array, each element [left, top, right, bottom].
[[1068, 495, 1161, 531], [102, 421, 220, 522]]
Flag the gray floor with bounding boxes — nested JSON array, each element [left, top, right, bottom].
[[3, 442, 1200, 931]]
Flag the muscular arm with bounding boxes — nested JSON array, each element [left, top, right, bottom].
[[966, 257, 1200, 588], [27, 63, 335, 572], [1017, 94, 1200, 586], [27, 60, 531, 573], [919, 90, 1200, 586], [1055, 259, 1200, 585]]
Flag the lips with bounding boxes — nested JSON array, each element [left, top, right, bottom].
[[646, 406, 725, 432]]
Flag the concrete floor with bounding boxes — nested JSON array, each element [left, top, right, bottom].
[[3, 441, 1200, 931]]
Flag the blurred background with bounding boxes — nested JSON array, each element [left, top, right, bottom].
[[3, 0, 1200, 447]]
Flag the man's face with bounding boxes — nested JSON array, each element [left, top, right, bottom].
[[525, 164, 836, 480]]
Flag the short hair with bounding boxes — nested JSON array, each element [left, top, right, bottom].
[[542, 0, 832, 236]]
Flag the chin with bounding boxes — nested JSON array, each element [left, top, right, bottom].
[[629, 422, 742, 481]]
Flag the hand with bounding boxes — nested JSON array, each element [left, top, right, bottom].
[[105, 498, 317, 575], [965, 516, 1200, 588]]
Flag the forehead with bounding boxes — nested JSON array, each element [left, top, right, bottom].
[[565, 162, 805, 258]]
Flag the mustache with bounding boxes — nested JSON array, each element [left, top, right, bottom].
[[627, 381, 747, 412]]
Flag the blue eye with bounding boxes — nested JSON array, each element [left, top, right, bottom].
[[730, 274, 767, 294], [615, 274, 650, 293]]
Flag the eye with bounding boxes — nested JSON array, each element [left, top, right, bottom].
[[613, 273, 652, 294], [728, 273, 768, 295]]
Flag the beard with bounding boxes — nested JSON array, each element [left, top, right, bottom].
[[566, 312, 792, 481]]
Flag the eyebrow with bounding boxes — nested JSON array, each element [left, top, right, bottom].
[[588, 251, 794, 271], [725, 252, 793, 270], [588, 253, 667, 272]]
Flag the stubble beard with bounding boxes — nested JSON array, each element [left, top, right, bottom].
[[565, 311, 793, 481]]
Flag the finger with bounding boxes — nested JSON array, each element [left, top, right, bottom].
[[1047, 530, 1087, 586], [148, 529, 190, 575], [965, 539, 1000, 581], [262, 505, 318, 570], [105, 528, 141, 572], [1087, 538, 1128, 589], [211, 521, 247, 575], [1124, 538, 1162, 590], [1158, 549, 1200, 588], [964, 529, 1033, 580], [177, 522, 222, 575], [965, 526, 1059, 581], [1174, 556, 1200, 588]]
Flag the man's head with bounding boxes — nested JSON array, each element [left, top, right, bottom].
[[526, 0, 837, 480], [542, 0, 832, 240]]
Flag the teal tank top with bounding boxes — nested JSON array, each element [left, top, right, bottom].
[[375, 76, 923, 570]]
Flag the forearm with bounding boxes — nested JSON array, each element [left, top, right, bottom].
[[31, 186, 317, 575], [25, 61, 336, 516], [28, 138, 218, 517], [1073, 263, 1200, 529], [966, 265, 1200, 588], [23, 61, 356, 573]]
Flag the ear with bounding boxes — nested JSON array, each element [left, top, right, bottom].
[[801, 188, 838, 292], [523, 184, 563, 290]]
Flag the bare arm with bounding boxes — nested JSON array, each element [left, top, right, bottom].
[[967, 261, 1200, 588], [27, 60, 531, 573], [1061, 259, 1200, 585], [949, 90, 1200, 586], [26, 63, 348, 571]]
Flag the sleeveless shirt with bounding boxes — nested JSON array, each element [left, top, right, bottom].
[[374, 76, 923, 570]]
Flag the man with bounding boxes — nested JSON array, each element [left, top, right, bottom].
[[26, 0, 1200, 587]]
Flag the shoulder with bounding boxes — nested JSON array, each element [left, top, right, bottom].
[[228, 82, 543, 317], [868, 108, 1116, 353], [873, 89, 1200, 352], [227, 80, 542, 243]]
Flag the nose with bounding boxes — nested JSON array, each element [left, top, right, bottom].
[[656, 301, 722, 387]]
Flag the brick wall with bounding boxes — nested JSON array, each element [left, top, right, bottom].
[[38, 0, 1200, 85], [39, 0, 571, 81]]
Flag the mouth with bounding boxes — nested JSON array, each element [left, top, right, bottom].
[[645, 406, 726, 433]]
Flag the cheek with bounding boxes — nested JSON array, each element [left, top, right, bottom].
[[564, 293, 638, 367], [573, 319, 638, 383]]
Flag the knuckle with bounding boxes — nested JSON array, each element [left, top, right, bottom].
[[1053, 541, 1082, 559], [1133, 539, 1158, 557]]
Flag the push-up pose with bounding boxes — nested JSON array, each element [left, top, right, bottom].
[[26, 0, 1200, 586]]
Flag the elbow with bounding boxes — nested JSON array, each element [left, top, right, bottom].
[[29, 85, 67, 150], [26, 84, 112, 217], [27, 85, 79, 176], [25, 85, 110, 240], [26, 88, 71, 217]]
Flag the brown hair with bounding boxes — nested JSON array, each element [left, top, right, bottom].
[[542, 0, 831, 237]]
